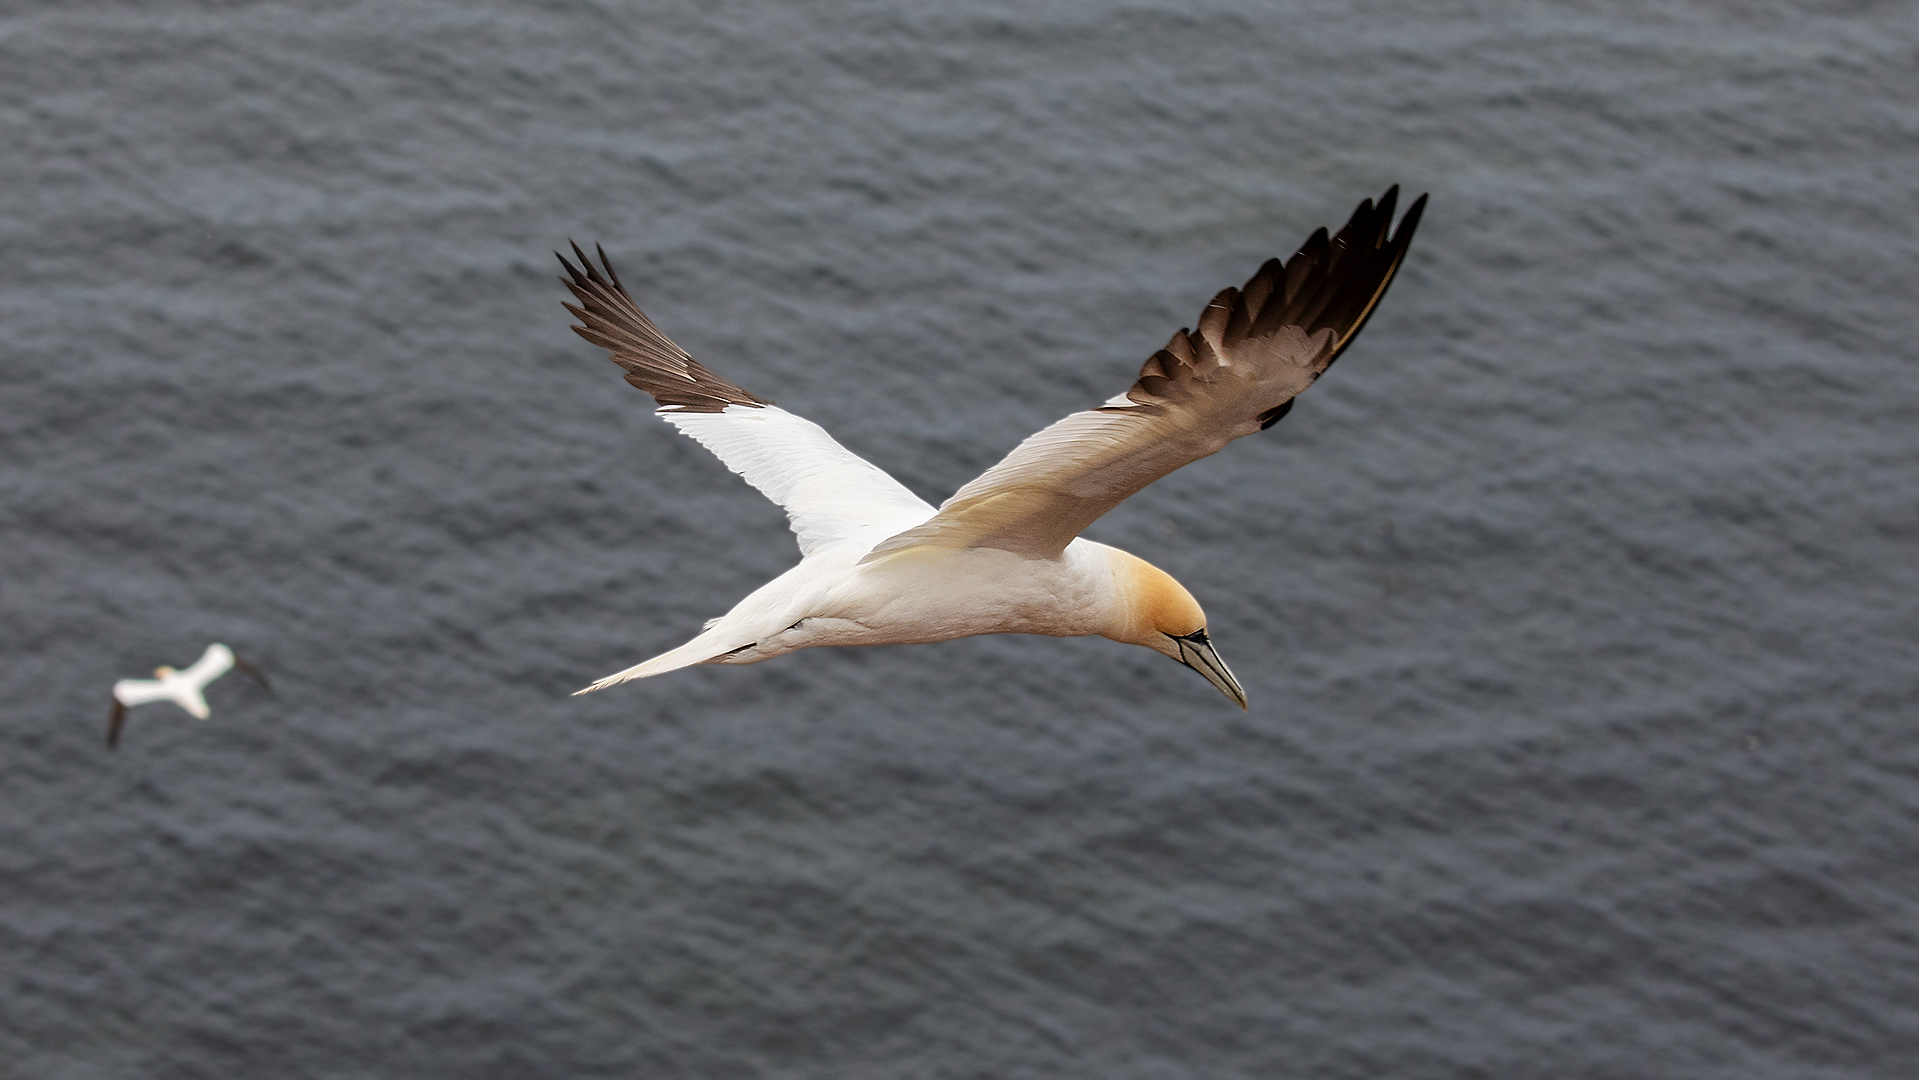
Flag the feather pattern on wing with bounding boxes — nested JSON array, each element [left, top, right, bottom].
[[866, 186, 1426, 562], [559, 245, 934, 555]]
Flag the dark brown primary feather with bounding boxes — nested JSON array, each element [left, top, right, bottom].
[[106, 697, 125, 750], [231, 655, 273, 691], [558, 243, 771, 412], [1114, 185, 1426, 429]]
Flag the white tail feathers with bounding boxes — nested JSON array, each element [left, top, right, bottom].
[[573, 632, 744, 694]]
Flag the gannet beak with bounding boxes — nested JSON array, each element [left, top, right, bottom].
[[1171, 629, 1247, 709]]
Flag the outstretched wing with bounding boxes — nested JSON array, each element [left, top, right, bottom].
[[559, 245, 934, 555], [866, 187, 1425, 562], [112, 678, 171, 708], [179, 643, 235, 690]]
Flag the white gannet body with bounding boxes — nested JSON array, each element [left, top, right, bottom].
[[107, 643, 271, 748], [559, 187, 1426, 706]]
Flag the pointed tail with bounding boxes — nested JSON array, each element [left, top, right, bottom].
[[573, 631, 747, 695]]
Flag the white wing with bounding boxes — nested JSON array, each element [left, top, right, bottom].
[[661, 406, 933, 554], [112, 679, 174, 707], [560, 245, 933, 555], [867, 188, 1426, 562], [178, 643, 235, 690]]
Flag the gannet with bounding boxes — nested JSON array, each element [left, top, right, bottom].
[[560, 186, 1425, 706], [107, 643, 271, 749]]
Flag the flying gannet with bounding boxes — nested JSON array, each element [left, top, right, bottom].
[[559, 186, 1425, 706], [107, 643, 271, 749]]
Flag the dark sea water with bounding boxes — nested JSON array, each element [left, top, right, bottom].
[[4, 2, 1918, 1076]]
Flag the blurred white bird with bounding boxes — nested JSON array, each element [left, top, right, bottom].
[[558, 187, 1424, 706], [107, 643, 271, 749]]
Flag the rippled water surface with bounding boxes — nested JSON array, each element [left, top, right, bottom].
[[4, 2, 1917, 1076]]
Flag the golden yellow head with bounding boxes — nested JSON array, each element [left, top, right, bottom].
[[1106, 549, 1204, 642], [154, 666, 176, 679], [1103, 548, 1246, 708]]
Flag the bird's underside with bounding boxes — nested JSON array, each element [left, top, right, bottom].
[[558, 186, 1425, 700]]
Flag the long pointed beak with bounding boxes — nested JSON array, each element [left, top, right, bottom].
[[1173, 631, 1247, 709]]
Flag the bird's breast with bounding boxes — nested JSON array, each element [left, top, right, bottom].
[[813, 540, 1121, 645]]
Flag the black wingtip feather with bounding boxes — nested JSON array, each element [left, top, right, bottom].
[[556, 242, 771, 412], [232, 656, 273, 692], [1318, 188, 1425, 370], [1115, 185, 1426, 422]]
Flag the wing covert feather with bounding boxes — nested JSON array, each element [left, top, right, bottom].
[[662, 406, 934, 555]]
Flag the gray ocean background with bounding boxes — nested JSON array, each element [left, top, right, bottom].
[[4, 2, 1918, 1076]]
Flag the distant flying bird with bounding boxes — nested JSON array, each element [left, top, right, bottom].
[[107, 643, 271, 749], [559, 187, 1425, 706]]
